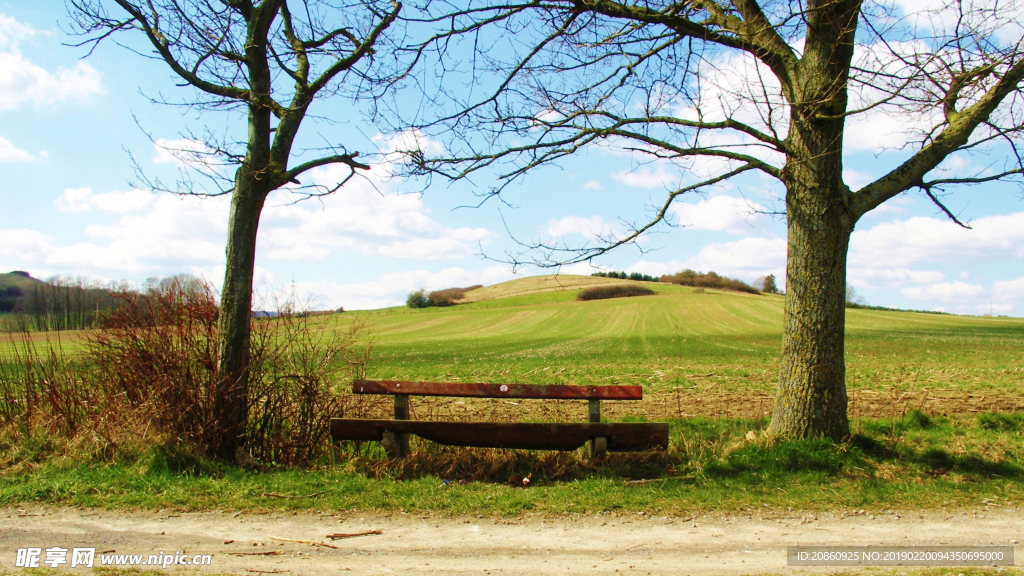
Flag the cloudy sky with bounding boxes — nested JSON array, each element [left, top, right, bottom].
[[2, 3, 1023, 316]]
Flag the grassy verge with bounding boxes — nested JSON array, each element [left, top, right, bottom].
[[3, 412, 1021, 516]]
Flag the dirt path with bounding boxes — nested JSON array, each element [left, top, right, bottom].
[[1, 506, 1021, 575]]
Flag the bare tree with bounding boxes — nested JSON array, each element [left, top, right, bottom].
[[397, 0, 1024, 439], [68, 0, 402, 460]]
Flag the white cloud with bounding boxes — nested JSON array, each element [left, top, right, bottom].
[[54, 188, 155, 214], [545, 215, 615, 241], [683, 236, 787, 283], [373, 128, 444, 157], [895, 275, 1024, 316], [670, 195, 766, 234], [261, 163, 493, 262], [0, 15, 102, 111], [626, 260, 687, 278], [843, 168, 875, 191], [291, 265, 516, 310], [612, 166, 679, 189], [859, 193, 913, 218], [850, 211, 1024, 267], [848, 266, 945, 290], [582, 179, 604, 190], [0, 228, 56, 264], [0, 134, 32, 162], [151, 138, 224, 173], [901, 281, 986, 303], [993, 277, 1024, 304]]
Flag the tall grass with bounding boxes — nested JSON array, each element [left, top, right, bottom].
[[0, 279, 373, 469]]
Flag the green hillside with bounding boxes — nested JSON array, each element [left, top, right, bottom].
[[0, 271, 42, 291], [0, 272, 43, 314], [333, 275, 1024, 420]]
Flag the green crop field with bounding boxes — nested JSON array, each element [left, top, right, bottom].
[[322, 276, 1024, 423], [3, 274, 1024, 515]]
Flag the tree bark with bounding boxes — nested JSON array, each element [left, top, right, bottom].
[[214, 167, 267, 461], [768, 184, 855, 440]]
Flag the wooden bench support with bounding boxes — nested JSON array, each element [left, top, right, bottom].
[[588, 399, 607, 458], [331, 419, 669, 452], [382, 395, 411, 458]]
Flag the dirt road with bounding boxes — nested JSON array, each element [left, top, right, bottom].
[[1, 506, 1020, 575]]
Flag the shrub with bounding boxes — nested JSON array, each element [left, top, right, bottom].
[[577, 285, 655, 301], [408, 285, 483, 308], [659, 269, 760, 294], [2, 277, 371, 468], [406, 289, 430, 308], [89, 279, 223, 453], [247, 310, 371, 466], [428, 288, 466, 306]]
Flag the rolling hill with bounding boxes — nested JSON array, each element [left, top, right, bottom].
[[325, 275, 1024, 420]]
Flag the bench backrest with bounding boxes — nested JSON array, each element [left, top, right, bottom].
[[352, 379, 642, 400]]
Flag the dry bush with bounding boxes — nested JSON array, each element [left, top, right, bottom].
[[248, 308, 372, 466], [428, 285, 483, 307], [88, 279, 222, 453], [0, 331, 144, 469], [0, 333, 90, 438], [2, 278, 373, 468], [340, 444, 675, 484], [576, 285, 656, 301]]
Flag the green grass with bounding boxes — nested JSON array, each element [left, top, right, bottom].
[[2, 274, 1023, 515], [3, 412, 1022, 515], [318, 277, 1024, 421]]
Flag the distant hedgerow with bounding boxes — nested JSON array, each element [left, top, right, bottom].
[[659, 269, 760, 294], [577, 285, 656, 301], [591, 271, 659, 282], [429, 285, 483, 307], [407, 285, 484, 309]]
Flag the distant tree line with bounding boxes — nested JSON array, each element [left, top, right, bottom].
[[0, 275, 125, 332], [406, 285, 484, 309], [593, 269, 781, 295], [0, 273, 225, 333], [591, 271, 660, 282]]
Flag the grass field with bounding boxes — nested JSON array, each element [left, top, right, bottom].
[[2, 274, 1023, 515], [327, 276, 1024, 422]]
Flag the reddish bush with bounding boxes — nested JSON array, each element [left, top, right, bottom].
[[576, 285, 655, 301]]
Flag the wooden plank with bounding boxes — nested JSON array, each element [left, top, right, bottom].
[[384, 394, 410, 458], [352, 379, 642, 400], [330, 419, 668, 452]]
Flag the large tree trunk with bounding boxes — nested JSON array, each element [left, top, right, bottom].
[[768, 186, 855, 440], [214, 169, 267, 461], [766, 0, 862, 439]]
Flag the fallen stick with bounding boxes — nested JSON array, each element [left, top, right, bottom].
[[260, 490, 334, 499], [245, 570, 290, 574], [326, 530, 382, 540], [229, 551, 283, 556], [270, 537, 339, 549]]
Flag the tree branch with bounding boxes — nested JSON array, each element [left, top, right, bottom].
[[854, 56, 1024, 216]]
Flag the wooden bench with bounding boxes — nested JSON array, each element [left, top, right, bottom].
[[330, 379, 669, 458]]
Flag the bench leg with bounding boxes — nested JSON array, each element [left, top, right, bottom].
[[588, 399, 607, 458], [384, 394, 411, 459]]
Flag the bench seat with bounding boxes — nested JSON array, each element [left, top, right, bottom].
[[330, 418, 669, 452]]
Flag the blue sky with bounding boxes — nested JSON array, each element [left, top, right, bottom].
[[1, 3, 1023, 316]]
